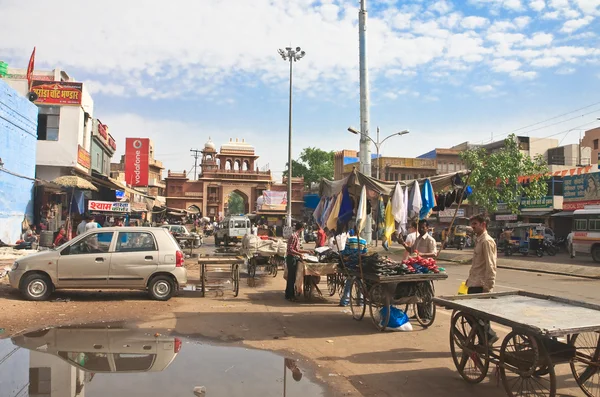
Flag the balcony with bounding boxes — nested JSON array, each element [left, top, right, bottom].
[[207, 197, 221, 204]]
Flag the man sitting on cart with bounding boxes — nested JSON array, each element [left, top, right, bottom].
[[285, 222, 311, 302]]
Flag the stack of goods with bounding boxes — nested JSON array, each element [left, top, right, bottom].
[[344, 253, 445, 276], [402, 254, 445, 274], [318, 249, 340, 263]]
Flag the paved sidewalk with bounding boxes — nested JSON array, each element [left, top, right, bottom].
[[369, 243, 600, 279]]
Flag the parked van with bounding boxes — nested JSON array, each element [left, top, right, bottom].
[[215, 215, 251, 246]]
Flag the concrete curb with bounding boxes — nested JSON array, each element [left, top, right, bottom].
[[495, 265, 600, 280]]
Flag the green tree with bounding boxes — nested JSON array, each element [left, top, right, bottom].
[[283, 147, 335, 187], [228, 192, 245, 215], [460, 134, 549, 214]]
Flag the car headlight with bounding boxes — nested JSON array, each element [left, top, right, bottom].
[[11, 261, 19, 271]]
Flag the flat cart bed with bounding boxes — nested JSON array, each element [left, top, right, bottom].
[[346, 270, 448, 331], [299, 262, 340, 300], [432, 291, 600, 397], [197, 255, 245, 297]]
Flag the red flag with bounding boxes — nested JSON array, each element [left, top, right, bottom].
[[26, 47, 36, 90]]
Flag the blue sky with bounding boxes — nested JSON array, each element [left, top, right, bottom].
[[2, 0, 600, 179]]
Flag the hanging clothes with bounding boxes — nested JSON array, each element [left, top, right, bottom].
[[401, 186, 409, 233], [313, 197, 325, 227], [356, 186, 367, 232], [409, 180, 422, 219], [377, 195, 385, 238], [322, 196, 335, 228], [391, 183, 405, 229], [420, 179, 436, 219], [337, 186, 354, 227], [326, 191, 343, 231], [383, 199, 396, 246]]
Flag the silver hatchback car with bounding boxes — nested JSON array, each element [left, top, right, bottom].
[[8, 227, 187, 301]]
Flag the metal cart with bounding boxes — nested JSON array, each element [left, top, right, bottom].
[[246, 253, 283, 278], [347, 271, 448, 331], [197, 255, 244, 298], [433, 291, 600, 397]]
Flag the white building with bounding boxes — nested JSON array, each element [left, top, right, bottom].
[[4, 68, 94, 180]]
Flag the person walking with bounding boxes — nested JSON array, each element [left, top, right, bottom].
[[285, 222, 310, 302], [567, 231, 575, 259], [467, 213, 499, 344], [76, 218, 88, 235], [85, 216, 100, 231]]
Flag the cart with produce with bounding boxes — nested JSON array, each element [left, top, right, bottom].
[[346, 253, 448, 331], [240, 234, 286, 278], [197, 254, 244, 297], [433, 291, 600, 397]]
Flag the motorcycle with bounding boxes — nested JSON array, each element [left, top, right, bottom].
[[542, 238, 557, 256]]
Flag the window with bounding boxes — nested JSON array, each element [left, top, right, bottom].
[[595, 139, 599, 150], [37, 106, 60, 141], [63, 232, 113, 255], [589, 220, 600, 231], [114, 353, 156, 371], [29, 367, 51, 396], [449, 162, 455, 171], [116, 232, 157, 252], [60, 352, 110, 371], [575, 219, 588, 231], [234, 220, 245, 228]]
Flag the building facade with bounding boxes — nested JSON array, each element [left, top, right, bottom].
[[581, 127, 600, 167], [0, 80, 38, 243]]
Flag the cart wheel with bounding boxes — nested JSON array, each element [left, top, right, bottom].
[[303, 277, 314, 301], [349, 277, 366, 321], [338, 275, 346, 298], [415, 281, 436, 328], [271, 264, 278, 277], [327, 275, 337, 296], [500, 331, 556, 397], [368, 283, 390, 332], [232, 264, 240, 297], [248, 259, 256, 278], [569, 332, 600, 397], [449, 311, 490, 384]]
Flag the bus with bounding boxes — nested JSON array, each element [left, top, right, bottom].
[[572, 206, 600, 262]]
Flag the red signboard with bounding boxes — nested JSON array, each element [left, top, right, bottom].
[[563, 201, 600, 210], [97, 121, 108, 139], [77, 145, 91, 169], [125, 138, 150, 186], [31, 80, 83, 105], [108, 136, 116, 150]]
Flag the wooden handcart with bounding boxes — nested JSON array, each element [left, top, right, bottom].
[[433, 291, 600, 397], [347, 271, 448, 331], [197, 255, 245, 297], [300, 262, 340, 301], [246, 253, 284, 278]]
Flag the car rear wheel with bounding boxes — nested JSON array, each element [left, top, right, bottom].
[[20, 273, 53, 301], [148, 276, 174, 301]]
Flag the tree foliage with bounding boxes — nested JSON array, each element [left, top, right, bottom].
[[460, 134, 549, 214], [228, 192, 245, 215], [283, 147, 335, 187]]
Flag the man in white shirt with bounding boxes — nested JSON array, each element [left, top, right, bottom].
[[399, 219, 437, 258], [402, 221, 418, 260], [85, 216, 100, 231], [567, 231, 575, 259], [77, 219, 87, 235]]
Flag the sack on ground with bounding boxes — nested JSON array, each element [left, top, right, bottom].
[[380, 306, 411, 330]]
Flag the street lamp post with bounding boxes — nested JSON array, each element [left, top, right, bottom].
[[348, 126, 409, 180], [278, 46, 306, 229]]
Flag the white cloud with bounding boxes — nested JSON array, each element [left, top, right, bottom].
[[492, 58, 522, 72], [542, 10, 562, 18], [522, 32, 554, 47], [511, 70, 538, 78], [391, 12, 413, 29], [86, 81, 127, 97], [472, 84, 495, 92], [556, 66, 576, 74], [561, 17, 594, 33], [424, 95, 440, 102], [384, 92, 399, 99], [531, 56, 563, 67], [461, 16, 490, 29], [529, 0, 546, 11], [429, 0, 453, 14], [574, 0, 600, 15], [514, 16, 532, 28]]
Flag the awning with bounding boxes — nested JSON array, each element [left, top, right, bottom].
[[520, 211, 552, 217], [551, 211, 574, 217], [90, 176, 155, 199], [52, 175, 98, 191]]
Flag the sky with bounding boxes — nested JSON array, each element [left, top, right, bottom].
[[2, 0, 600, 180]]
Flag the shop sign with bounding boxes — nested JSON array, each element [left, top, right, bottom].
[[108, 136, 116, 150], [438, 208, 465, 218], [97, 121, 108, 139], [496, 214, 518, 221], [520, 196, 553, 209], [31, 80, 83, 105], [563, 172, 600, 210], [125, 138, 150, 186], [77, 145, 91, 169], [115, 190, 125, 199], [88, 200, 130, 213], [267, 217, 279, 222]]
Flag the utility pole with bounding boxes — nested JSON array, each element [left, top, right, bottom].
[[190, 149, 201, 180], [358, 0, 371, 177]]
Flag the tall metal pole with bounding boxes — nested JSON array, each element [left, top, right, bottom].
[[287, 57, 294, 228], [376, 126, 380, 180], [359, 0, 371, 176]]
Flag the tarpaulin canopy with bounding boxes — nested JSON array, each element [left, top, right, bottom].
[[319, 169, 470, 198]]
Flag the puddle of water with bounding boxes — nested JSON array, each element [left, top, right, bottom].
[[0, 324, 327, 397]]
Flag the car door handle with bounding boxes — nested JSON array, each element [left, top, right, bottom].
[[145, 256, 153, 260], [95, 257, 104, 262]]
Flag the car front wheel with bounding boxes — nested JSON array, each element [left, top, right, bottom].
[[20, 273, 53, 301], [148, 276, 174, 301]]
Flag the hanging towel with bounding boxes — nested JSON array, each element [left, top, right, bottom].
[[377, 195, 385, 238], [337, 186, 354, 226], [313, 198, 325, 227], [409, 180, 422, 219], [383, 199, 396, 246], [356, 186, 367, 232], [401, 186, 409, 233], [326, 191, 343, 231], [322, 196, 335, 227], [420, 179, 436, 219], [391, 182, 405, 223]]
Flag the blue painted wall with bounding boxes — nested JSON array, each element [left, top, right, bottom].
[[0, 80, 38, 243]]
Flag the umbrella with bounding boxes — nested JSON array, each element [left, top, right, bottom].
[[52, 175, 98, 191]]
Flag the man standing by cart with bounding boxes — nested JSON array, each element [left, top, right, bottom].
[[399, 219, 437, 257], [285, 222, 311, 302], [467, 213, 499, 344]]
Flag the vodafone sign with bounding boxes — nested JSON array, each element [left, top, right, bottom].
[[125, 138, 150, 186]]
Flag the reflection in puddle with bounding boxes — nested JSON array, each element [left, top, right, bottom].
[[1, 324, 326, 397]]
